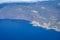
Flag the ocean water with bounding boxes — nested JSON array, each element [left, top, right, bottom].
[[0, 19, 60, 40], [0, 1, 60, 40]]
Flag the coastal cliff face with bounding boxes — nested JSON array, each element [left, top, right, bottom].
[[0, 1, 60, 31]]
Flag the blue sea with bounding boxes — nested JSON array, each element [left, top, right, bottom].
[[0, 19, 60, 40], [0, 1, 60, 40]]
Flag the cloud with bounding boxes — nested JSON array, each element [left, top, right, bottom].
[[0, 0, 49, 3]]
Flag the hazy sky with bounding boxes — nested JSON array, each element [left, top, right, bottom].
[[0, 0, 51, 3]]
